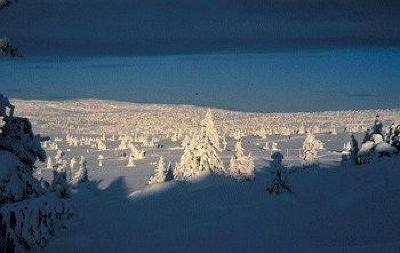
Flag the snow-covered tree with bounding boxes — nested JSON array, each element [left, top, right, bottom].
[[175, 109, 224, 180], [267, 152, 291, 195], [97, 155, 104, 167], [181, 135, 191, 149], [0, 116, 5, 133], [342, 134, 359, 164], [229, 140, 255, 181], [165, 161, 174, 181], [222, 135, 228, 150], [148, 156, 171, 184], [46, 156, 54, 169], [302, 133, 323, 167], [372, 115, 384, 136], [74, 156, 88, 183], [70, 157, 78, 180], [96, 139, 107, 151], [127, 153, 135, 167], [50, 151, 70, 198], [389, 124, 400, 152], [0, 93, 70, 252], [271, 142, 279, 151]]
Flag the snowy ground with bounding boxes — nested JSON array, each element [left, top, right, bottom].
[[13, 99, 400, 253]]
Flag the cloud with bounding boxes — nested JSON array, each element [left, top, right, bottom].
[[1, 0, 399, 55]]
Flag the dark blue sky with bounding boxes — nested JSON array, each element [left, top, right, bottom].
[[1, 0, 399, 56]]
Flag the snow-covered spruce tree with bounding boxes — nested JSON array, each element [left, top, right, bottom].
[[389, 124, 400, 152], [341, 134, 359, 164], [165, 162, 174, 182], [73, 156, 88, 183], [0, 1, 23, 57], [175, 109, 224, 180], [174, 139, 197, 179], [229, 140, 255, 181], [51, 150, 70, 198], [69, 157, 78, 180], [46, 156, 54, 169], [181, 135, 191, 149], [302, 133, 323, 168], [127, 153, 135, 168], [148, 156, 171, 184], [222, 135, 228, 150], [0, 94, 70, 252], [267, 152, 291, 195], [201, 109, 221, 151]]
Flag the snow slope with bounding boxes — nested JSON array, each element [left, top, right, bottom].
[[40, 157, 400, 253], [9, 99, 397, 253]]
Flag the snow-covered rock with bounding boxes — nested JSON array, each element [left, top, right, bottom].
[[375, 142, 397, 156]]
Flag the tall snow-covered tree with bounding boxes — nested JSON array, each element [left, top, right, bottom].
[[267, 152, 291, 195], [127, 153, 135, 167], [175, 109, 224, 180], [389, 124, 400, 151], [46, 156, 54, 169], [342, 134, 359, 164], [51, 150, 70, 198], [148, 156, 170, 184], [74, 156, 88, 183], [174, 139, 198, 179], [229, 140, 255, 181], [0, 93, 70, 252], [302, 133, 323, 167], [0, 116, 5, 133], [222, 135, 228, 150], [202, 109, 221, 150], [70, 157, 78, 180], [181, 135, 191, 149]]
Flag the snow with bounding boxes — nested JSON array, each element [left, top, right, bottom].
[[42, 159, 400, 253], [375, 142, 397, 155], [2, 99, 400, 252]]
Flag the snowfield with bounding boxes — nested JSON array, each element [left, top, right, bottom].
[[8, 99, 400, 253]]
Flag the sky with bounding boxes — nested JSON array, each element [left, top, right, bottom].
[[1, 0, 400, 56]]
